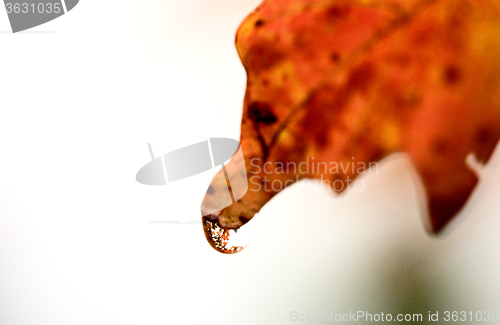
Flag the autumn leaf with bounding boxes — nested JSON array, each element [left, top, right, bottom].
[[201, 0, 500, 242]]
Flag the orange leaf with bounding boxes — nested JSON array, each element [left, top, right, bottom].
[[201, 0, 500, 243]]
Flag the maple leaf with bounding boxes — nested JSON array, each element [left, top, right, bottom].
[[201, 0, 500, 236]]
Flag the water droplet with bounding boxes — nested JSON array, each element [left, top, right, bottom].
[[202, 214, 258, 254]]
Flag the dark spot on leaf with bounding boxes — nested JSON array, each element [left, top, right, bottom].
[[475, 127, 494, 144], [255, 19, 265, 27], [247, 44, 284, 72], [330, 52, 341, 63], [207, 186, 215, 194], [315, 133, 328, 148], [248, 102, 278, 125], [433, 137, 449, 154], [444, 65, 461, 85], [239, 216, 250, 224], [370, 147, 387, 163], [347, 62, 376, 93], [262, 79, 269, 86], [326, 6, 351, 21]]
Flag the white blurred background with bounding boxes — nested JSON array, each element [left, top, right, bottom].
[[0, 0, 499, 324]]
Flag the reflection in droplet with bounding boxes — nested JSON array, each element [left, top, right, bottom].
[[202, 214, 258, 254]]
